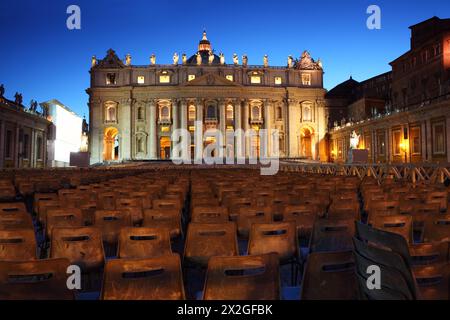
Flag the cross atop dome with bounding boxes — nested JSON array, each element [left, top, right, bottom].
[[198, 30, 212, 52]]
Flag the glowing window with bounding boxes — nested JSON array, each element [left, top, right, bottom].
[[188, 75, 196, 81], [274, 77, 282, 85], [159, 75, 170, 83], [188, 105, 196, 121], [226, 105, 234, 120], [106, 73, 116, 85], [137, 76, 145, 84], [189, 126, 195, 131], [251, 76, 261, 84], [302, 74, 311, 86], [161, 126, 170, 133], [226, 75, 234, 82]]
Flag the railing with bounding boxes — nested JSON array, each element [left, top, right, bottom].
[[280, 161, 450, 184]]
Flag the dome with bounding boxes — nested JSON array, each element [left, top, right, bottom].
[[186, 31, 222, 65]]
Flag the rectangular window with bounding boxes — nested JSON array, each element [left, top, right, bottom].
[[432, 122, 446, 155], [137, 76, 145, 84], [188, 75, 196, 81], [302, 74, 311, 86], [36, 136, 43, 160], [274, 77, 282, 85], [410, 126, 421, 155], [226, 75, 234, 82], [106, 73, 116, 85], [5, 130, 12, 159], [23, 134, 29, 159], [377, 132, 386, 156], [159, 75, 170, 83], [250, 76, 261, 84], [393, 130, 402, 156]]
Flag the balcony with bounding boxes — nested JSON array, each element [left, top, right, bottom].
[[158, 118, 172, 125], [250, 117, 264, 125], [204, 117, 218, 125]]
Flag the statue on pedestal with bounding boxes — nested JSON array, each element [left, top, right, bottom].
[[173, 52, 179, 65], [288, 55, 293, 68], [263, 55, 269, 68], [14, 92, 23, 106], [350, 130, 361, 150], [29, 99, 38, 112], [208, 51, 214, 65], [233, 54, 239, 66], [242, 55, 248, 67], [91, 56, 97, 68]]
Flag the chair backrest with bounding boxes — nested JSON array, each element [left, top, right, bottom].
[[184, 222, 238, 267], [191, 206, 229, 224], [423, 214, 450, 242], [0, 258, 73, 300], [94, 210, 132, 244], [248, 221, 298, 263], [369, 215, 413, 244], [50, 227, 105, 272], [142, 208, 181, 239], [353, 236, 417, 299], [0, 212, 33, 230], [282, 205, 318, 236], [0, 202, 27, 215], [310, 218, 355, 253], [367, 200, 400, 219], [46, 208, 84, 239], [328, 200, 360, 220], [0, 229, 36, 261], [355, 221, 412, 266], [101, 254, 185, 300], [300, 251, 357, 300], [353, 248, 414, 300], [203, 253, 280, 300], [118, 227, 172, 259], [237, 206, 273, 238], [413, 263, 449, 300]]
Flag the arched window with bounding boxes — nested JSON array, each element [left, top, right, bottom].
[[276, 106, 282, 120], [188, 105, 196, 121], [251, 106, 261, 120], [226, 105, 234, 120], [160, 106, 170, 121], [137, 107, 144, 120], [302, 104, 312, 122], [206, 105, 217, 119], [105, 102, 118, 122]]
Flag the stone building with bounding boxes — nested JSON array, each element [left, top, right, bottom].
[[0, 85, 53, 168], [328, 16, 450, 164], [87, 32, 327, 164]]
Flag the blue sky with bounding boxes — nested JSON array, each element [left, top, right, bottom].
[[0, 0, 448, 119]]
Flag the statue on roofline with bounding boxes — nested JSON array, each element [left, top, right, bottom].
[[150, 54, 156, 65], [219, 53, 225, 65], [182, 53, 187, 65], [14, 92, 23, 106], [350, 130, 361, 150], [173, 52, 179, 65], [233, 53, 239, 65], [242, 55, 248, 67], [0, 84, 4, 97], [29, 99, 38, 112]]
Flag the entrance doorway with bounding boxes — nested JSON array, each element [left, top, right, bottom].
[[103, 127, 119, 161], [160, 137, 171, 159], [301, 128, 313, 159]]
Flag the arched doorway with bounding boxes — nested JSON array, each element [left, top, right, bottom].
[[301, 127, 313, 159], [103, 127, 119, 161], [160, 137, 171, 159]]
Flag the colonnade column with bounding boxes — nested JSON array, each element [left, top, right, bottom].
[[180, 99, 189, 159], [264, 100, 272, 157], [219, 99, 226, 157], [149, 99, 157, 159], [243, 99, 250, 158]]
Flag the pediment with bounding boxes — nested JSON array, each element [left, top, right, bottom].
[[183, 73, 241, 87]]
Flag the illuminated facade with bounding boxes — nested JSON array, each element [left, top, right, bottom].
[[0, 86, 52, 169], [87, 32, 327, 164], [41, 99, 83, 167], [328, 16, 450, 164]]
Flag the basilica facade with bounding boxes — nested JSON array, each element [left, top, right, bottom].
[[87, 32, 327, 164]]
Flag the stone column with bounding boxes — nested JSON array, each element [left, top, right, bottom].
[[288, 99, 298, 157], [219, 99, 226, 152], [148, 99, 157, 159], [172, 99, 179, 132], [264, 100, 272, 157], [426, 119, 432, 162], [195, 99, 204, 162], [0, 120, 4, 168], [180, 99, 189, 159], [234, 99, 242, 131], [243, 99, 250, 157], [421, 121, 427, 162], [120, 98, 132, 161]]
